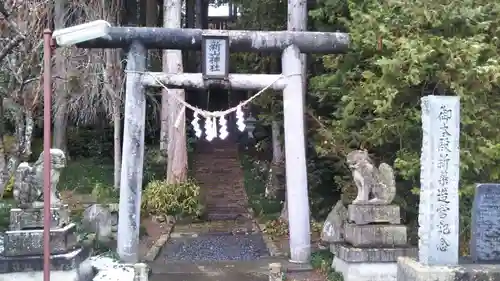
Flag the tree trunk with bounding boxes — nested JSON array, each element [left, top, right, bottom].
[[23, 111, 34, 159], [195, 0, 203, 29], [105, 48, 122, 190], [53, 0, 69, 157], [159, 0, 170, 160], [146, 0, 160, 71], [186, 0, 194, 28], [164, 0, 187, 183], [0, 98, 7, 195], [160, 90, 169, 159], [267, 54, 285, 200], [139, 0, 147, 26], [122, 0, 138, 26], [266, 120, 285, 199], [184, 0, 195, 72], [103, 0, 123, 190], [271, 122, 283, 165], [280, 200, 288, 222], [113, 99, 121, 189]]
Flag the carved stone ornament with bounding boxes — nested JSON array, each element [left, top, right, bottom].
[[13, 149, 67, 207], [345, 150, 396, 205]]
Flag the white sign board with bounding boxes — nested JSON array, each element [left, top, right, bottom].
[[419, 95, 460, 265], [203, 37, 228, 79]]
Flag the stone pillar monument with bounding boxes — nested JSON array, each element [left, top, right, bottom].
[[324, 150, 417, 281], [396, 96, 500, 281], [0, 149, 90, 279]]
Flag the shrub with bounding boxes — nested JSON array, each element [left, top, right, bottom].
[[311, 250, 344, 281], [141, 179, 203, 218], [263, 219, 325, 238], [3, 135, 16, 155], [263, 219, 289, 237], [241, 156, 283, 217], [143, 147, 166, 183], [2, 176, 14, 198], [91, 183, 119, 203]]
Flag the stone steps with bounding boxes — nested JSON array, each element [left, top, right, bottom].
[[194, 139, 249, 221]]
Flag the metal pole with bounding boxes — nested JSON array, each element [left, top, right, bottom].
[[43, 29, 53, 281]]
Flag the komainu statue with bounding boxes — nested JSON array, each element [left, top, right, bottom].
[[13, 149, 67, 207], [346, 150, 396, 205]]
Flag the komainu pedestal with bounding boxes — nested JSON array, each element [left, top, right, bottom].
[[332, 204, 417, 281], [0, 149, 90, 278], [328, 150, 417, 281]]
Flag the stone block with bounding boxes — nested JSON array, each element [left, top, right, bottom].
[[3, 223, 77, 257], [471, 183, 500, 262], [347, 204, 400, 225], [268, 263, 283, 281], [89, 256, 137, 281], [397, 257, 500, 281], [321, 201, 348, 244], [9, 206, 70, 230], [332, 256, 398, 281], [82, 204, 118, 242], [329, 243, 338, 254], [0, 247, 90, 274], [344, 223, 407, 247], [332, 243, 417, 263]]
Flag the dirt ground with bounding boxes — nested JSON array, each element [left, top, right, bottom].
[[60, 190, 330, 281], [286, 271, 329, 281], [139, 216, 172, 258], [60, 190, 172, 259]]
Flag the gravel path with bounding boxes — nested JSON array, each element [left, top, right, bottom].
[[160, 234, 269, 262]]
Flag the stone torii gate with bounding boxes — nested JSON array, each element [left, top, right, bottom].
[[75, 27, 349, 263]]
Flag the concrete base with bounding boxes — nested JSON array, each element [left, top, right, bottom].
[[332, 243, 417, 263], [90, 255, 140, 281], [344, 223, 408, 247], [333, 256, 398, 281], [397, 257, 500, 281], [0, 256, 148, 281], [9, 205, 70, 230], [0, 257, 95, 281], [347, 204, 400, 225], [3, 223, 77, 256], [0, 246, 89, 273]]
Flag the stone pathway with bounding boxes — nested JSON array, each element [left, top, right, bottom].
[[145, 139, 325, 281], [148, 257, 320, 281], [148, 259, 270, 281], [160, 233, 269, 262], [147, 219, 274, 281], [158, 219, 263, 261], [146, 218, 325, 281]]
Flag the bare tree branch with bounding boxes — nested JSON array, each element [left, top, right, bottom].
[[0, 0, 26, 62], [0, 33, 23, 61]]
